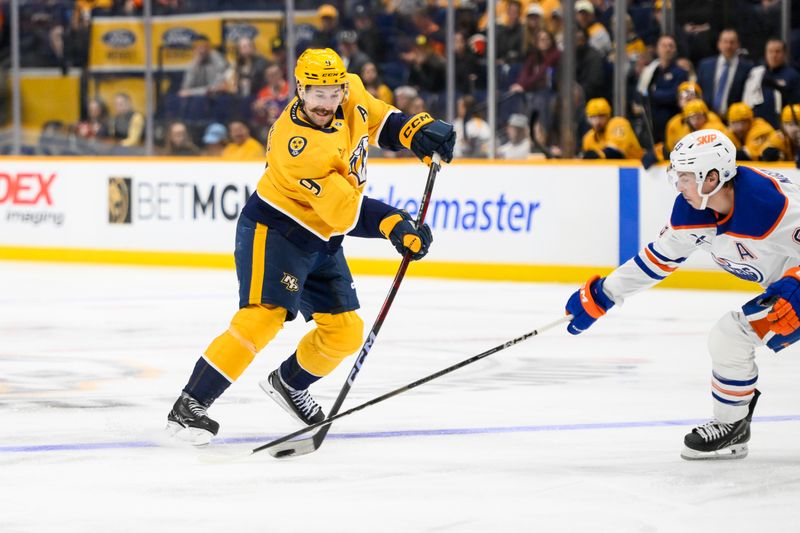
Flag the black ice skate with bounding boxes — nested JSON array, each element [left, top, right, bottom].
[[681, 389, 761, 460], [260, 369, 325, 425], [165, 392, 220, 446]]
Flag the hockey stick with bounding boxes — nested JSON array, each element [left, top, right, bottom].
[[259, 152, 442, 459], [249, 314, 572, 458], [528, 108, 553, 159], [639, 92, 657, 151]]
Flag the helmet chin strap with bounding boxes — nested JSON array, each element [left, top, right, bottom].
[[697, 177, 724, 210]]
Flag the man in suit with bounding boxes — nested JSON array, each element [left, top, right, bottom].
[[637, 35, 688, 144], [744, 38, 800, 129], [697, 29, 752, 119]]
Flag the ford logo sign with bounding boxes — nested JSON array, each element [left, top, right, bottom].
[[225, 24, 258, 42], [162, 27, 197, 48], [102, 29, 136, 49]]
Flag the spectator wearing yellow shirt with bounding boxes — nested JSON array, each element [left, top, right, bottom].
[[726, 102, 775, 160], [677, 99, 735, 144], [110, 92, 145, 148], [642, 97, 732, 168], [221, 121, 264, 160], [761, 104, 800, 165], [663, 82, 725, 152], [360, 62, 394, 105], [581, 98, 643, 159], [659, 82, 701, 157]]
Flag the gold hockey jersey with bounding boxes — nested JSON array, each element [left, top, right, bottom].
[[736, 117, 775, 159], [255, 73, 398, 241], [582, 117, 644, 159]]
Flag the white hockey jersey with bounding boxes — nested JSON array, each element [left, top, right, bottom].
[[604, 166, 800, 304]]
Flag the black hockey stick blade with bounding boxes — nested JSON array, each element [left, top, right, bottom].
[[257, 314, 572, 459], [268, 435, 320, 458]]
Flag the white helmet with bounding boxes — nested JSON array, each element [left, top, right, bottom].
[[668, 129, 737, 210]]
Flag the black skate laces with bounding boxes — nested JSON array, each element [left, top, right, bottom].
[[288, 388, 321, 417], [184, 395, 209, 418], [694, 421, 734, 442]]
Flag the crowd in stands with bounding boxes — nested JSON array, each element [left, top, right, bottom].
[[5, 0, 800, 163]]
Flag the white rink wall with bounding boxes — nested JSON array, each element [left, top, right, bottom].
[[0, 158, 796, 289]]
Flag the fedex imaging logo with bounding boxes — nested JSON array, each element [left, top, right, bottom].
[[0, 171, 64, 226]]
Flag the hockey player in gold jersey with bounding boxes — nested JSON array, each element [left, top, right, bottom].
[[166, 48, 455, 445], [580, 98, 643, 159], [761, 104, 800, 165], [726, 102, 775, 161]]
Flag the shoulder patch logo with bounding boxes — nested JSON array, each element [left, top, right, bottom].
[[288, 136, 307, 157]]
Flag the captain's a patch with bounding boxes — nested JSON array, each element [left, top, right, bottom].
[[288, 136, 307, 157]]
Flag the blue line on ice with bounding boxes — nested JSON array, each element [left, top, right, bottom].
[[3, 415, 800, 454]]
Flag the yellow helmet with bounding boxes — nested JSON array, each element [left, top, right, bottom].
[[585, 98, 612, 117], [678, 81, 703, 97], [727, 102, 753, 123], [295, 48, 348, 88], [781, 104, 800, 123], [677, 81, 702, 97], [683, 99, 709, 118]]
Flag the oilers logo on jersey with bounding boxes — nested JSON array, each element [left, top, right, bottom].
[[712, 255, 765, 283]]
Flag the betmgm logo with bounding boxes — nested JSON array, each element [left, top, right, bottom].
[[108, 177, 132, 224]]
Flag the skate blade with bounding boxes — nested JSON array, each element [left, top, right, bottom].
[[681, 443, 749, 461], [259, 379, 307, 426], [165, 421, 214, 447]]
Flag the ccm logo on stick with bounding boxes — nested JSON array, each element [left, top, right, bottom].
[[0, 172, 56, 205]]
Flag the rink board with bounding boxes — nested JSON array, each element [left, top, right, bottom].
[[0, 158, 796, 290]]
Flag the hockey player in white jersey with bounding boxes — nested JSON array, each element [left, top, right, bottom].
[[565, 129, 800, 460]]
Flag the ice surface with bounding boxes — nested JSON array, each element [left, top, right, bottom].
[[2, 261, 800, 532]]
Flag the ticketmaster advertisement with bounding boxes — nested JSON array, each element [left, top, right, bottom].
[[1, 159, 798, 283], [0, 160, 618, 266]]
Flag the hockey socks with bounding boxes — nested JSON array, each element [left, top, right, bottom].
[[183, 357, 232, 407], [279, 352, 322, 391]]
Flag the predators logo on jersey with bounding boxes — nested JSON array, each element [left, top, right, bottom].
[[349, 135, 369, 185], [288, 136, 307, 157]]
